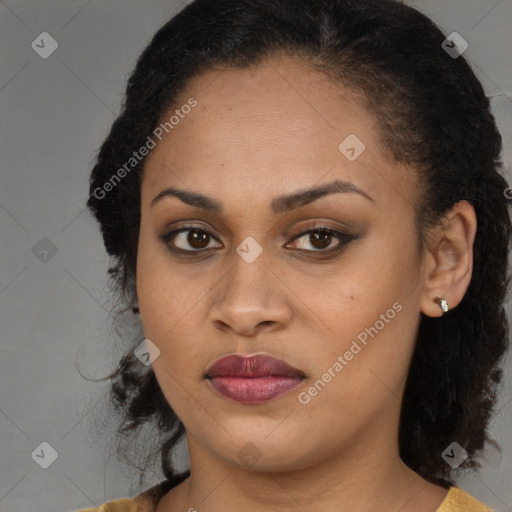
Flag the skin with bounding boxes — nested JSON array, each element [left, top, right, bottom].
[[135, 55, 477, 512]]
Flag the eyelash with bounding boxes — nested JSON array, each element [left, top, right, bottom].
[[159, 224, 356, 257]]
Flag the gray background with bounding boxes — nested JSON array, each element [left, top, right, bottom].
[[0, 1, 511, 511]]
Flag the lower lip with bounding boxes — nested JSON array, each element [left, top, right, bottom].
[[207, 376, 304, 404]]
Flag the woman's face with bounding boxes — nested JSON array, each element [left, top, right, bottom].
[[136, 55, 428, 471]]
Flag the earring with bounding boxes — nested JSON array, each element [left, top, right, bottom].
[[434, 296, 449, 315]]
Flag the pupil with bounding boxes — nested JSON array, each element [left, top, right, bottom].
[[189, 230, 209, 248], [311, 230, 331, 249]]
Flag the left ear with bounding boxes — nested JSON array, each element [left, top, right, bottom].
[[420, 200, 477, 317]]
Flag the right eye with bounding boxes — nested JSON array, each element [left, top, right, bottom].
[[160, 226, 223, 253]]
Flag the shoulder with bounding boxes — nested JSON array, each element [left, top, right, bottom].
[[437, 486, 495, 512], [75, 481, 169, 512], [75, 471, 191, 512], [76, 497, 140, 512]]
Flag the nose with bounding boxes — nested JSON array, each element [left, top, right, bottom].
[[207, 250, 292, 338]]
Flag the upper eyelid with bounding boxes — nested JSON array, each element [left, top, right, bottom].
[[165, 224, 347, 238], [163, 224, 351, 249]]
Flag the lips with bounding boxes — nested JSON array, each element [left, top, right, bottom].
[[205, 354, 305, 404]]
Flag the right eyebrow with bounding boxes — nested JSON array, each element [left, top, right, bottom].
[[150, 179, 374, 214]]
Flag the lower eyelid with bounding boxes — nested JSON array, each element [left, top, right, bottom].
[[161, 228, 222, 251], [287, 229, 355, 250], [161, 226, 355, 253]]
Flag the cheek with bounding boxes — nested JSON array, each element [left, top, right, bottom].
[[136, 228, 180, 344], [315, 231, 416, 322], [136, 229, 211, 371], [305, 233, 420, 386]]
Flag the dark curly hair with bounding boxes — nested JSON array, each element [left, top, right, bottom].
[[86, 0, 512, 492]]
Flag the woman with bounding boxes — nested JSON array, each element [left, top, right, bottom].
[[80, 0, 512, 510]]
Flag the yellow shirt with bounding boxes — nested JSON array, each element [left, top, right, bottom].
[[77, 484, 495, 511]]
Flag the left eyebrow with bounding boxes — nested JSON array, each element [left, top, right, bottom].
[[271, 179, 374, 213], [150, 179, 374, 213]]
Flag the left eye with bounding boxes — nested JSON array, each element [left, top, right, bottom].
[[286, 227, 354, 252], [160, 226, 354, 254]]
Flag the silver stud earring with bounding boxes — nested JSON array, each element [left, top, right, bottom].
[[434, 296, 449, 315]]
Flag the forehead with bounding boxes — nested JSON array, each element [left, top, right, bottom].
[[142, 55, 416, 213]]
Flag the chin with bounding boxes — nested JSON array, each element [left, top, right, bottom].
[[206, 430, 328, 472]]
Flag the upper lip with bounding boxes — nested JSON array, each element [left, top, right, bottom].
[[205, 354, 305, 379]]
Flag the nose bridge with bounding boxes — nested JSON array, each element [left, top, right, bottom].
[[224, 237, 271, 306], [208, 238, 289, 334]]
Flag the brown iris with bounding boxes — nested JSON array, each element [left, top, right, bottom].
[[187, 229, 210, 249], [305, 229, 332, 250]]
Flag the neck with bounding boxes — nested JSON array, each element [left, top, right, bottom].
[[158, 426, 448, 512]]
